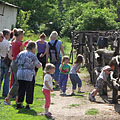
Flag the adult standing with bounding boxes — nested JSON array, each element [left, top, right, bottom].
[[16, 41, 42, 109], [0, 29, 10, 97], [35, 33, 47, 75], [46, 31, 64, 88], [0, 32, 4, 81], [4, 28, 24, 105], [0, 32, 4, 42]]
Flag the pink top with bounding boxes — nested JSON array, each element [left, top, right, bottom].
[[12, 41, 23, 60]]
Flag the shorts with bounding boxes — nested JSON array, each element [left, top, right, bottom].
[[95, 78, 106, 91]]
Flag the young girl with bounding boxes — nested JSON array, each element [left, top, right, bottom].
[[70, 54, 84, 95], [42, 63, 55, 118], [59, 56, 71, 95]]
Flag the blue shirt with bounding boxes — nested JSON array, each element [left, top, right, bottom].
[[48, 40, 62, 58], [16, 50, 41, 81]]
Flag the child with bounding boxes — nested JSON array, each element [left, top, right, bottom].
[[89, 60, 115, 102], [42, 63, 55, 118], [59, 56, 71, 95], [69, 54, 84, 95]]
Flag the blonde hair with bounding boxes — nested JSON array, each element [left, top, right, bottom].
[[49, 31, 58, 40], [44, 63, 55, 74], [62, 56, 70, 62]]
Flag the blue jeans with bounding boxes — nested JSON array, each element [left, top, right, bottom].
[[0, 58, 10, 96], [70, 74, 82, 90], [51, 57, 61, 81], [59, 73, 68, 92]]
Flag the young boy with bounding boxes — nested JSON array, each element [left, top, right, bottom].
[[89, 60, 115, 102]]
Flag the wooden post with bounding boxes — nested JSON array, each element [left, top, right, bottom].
[[112, 37, 120, 103]]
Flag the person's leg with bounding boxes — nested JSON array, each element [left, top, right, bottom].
[[89, 78, 103, 102], [8, 61, 19, 97], [77, 75, 82, 92], [17, 80, 25, 105], [42, 89, 51, 113], [39, 55, 46, 79], [59, 74, 64, 91], [25, 77, 35, 108], [62, 74, 68, 93], [41, 55, 46, 70], [70, 74, 77, 94], [3, 63, 10, 96], [0, 58, 5, 90], [91, 88, 98, 96], [53, 61, 61, 87]]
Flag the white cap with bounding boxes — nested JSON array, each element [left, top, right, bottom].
[[102, 65, 111, 71]]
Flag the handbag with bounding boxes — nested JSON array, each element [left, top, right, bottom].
[[3, 54, 12, 67]]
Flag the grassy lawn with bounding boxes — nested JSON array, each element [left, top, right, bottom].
[[0, 68, 48, 120], [86, 108, 99, 115]]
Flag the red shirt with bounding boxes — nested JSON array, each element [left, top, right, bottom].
[[12, 41, 23, 60]]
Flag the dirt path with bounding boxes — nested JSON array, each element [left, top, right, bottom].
[[50, 73, 120, 120]]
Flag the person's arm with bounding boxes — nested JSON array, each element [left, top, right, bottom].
[[59, 61, 63, 71], [8, 46, 13, 60], [40, 43, 47, 57], [60, 44, 64, 56], [36, 63, 42, 68], [46, 45, 49, 63], [20, 44, 24, 52], [110, 71, 117, 81], [45, 81, 53, 91]]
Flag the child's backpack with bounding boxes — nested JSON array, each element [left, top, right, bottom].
[[48, 40, 59, 62]]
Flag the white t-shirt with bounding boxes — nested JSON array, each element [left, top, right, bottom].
[[0, 38, 10, 57], [98, 65, 111, 81], [98, 70, 108, 81], [43, 74, 53, 90]]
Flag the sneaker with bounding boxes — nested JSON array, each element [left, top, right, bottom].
[[3, 101, 11, 105], [45, 112, 52, 118], [25, 105, 30, 110], [89, 93, 96, 102]]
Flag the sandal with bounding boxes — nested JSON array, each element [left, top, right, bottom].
[[3, 98, 11, 105]]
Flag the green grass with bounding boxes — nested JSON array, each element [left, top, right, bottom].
[[86, 108, 99, 115], [68, 104, 80, 108], [0, 68, 48, 120]]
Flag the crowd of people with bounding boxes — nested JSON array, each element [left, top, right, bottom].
[[0, 28, 116, 118]]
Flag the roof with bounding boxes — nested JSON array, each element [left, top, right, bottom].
[[0, 1, 19, 8]]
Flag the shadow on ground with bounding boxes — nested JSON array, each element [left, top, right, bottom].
[[114, 104, 120, 114]]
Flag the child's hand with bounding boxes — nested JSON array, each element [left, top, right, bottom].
[[51, 89, 53, 92], [76, 70, 80, 73]]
